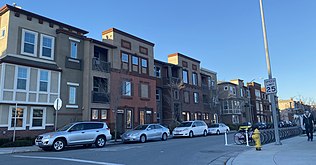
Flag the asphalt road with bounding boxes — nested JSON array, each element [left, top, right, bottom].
[[0, 133, 250, 165]]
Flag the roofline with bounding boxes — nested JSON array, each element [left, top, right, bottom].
[[168, 53, 201, 63], [154, 59, 181, 68], [201, 67, 217, 75], [0, 4, 88, 34], [102, 28, 155, 46], [217, 82, 237, 86], [86, 38, 117, 49]]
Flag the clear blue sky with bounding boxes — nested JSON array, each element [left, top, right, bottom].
[[3, 0, 316, 103]]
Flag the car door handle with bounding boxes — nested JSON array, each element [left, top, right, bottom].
[[81, 132, 85, 133], [96, 131, 99, 132]]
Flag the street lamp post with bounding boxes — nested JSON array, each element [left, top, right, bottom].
[[259, 0, 281, 145]]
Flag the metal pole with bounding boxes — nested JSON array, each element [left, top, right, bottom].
[[13, 103, 17, 142], [245, 129, 249, 146], [54, 100, 58, 131], [259, 0, 281, 145], [224, 131, 228, 145]]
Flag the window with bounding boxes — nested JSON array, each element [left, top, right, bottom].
[[193, 92, 199, 103], [0, 27, 5, 39], [140, 83, 149, 98], [122, 53, 129, 63], [132, 56, 138, 65], [69, 86, 76, 104], [40, 34, 54, 59], [121, 40, 131, 49], [208, 77, 212, 89], [92, 109, 98, 120], [232, 115, 239, 124], [255, 89, 261, 99], [192, 73, 198, 85], [240, 88, 244, 97], [30, 107, 46, 129], [182, 70, 188, 83], [139, 46, 148, 55], [156, 89, 160, 101], [140, 110, 145, 125], [17, 67, 28, 90], [122, 81, 132, 96], [9, 106, 27, 130], [39, 70, 49, 92], [230, 86, 236, 95], [154, 66, 161, 78], [203, 95, 208, 103], [224, 86, 228, 91], [101, 110, 107, 120], [70, 42, 78, 58], [126, 109, 132, 129], [141, 59, 147, 68], [21, 29, 38, 56], [184, 91, 190, 103]]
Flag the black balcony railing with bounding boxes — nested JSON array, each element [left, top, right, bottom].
[[163, 77, 181, 86], [92, 91, 110, 104], [92, 58, 111, 73]]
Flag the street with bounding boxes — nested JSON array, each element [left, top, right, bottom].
[[0, 133, 249, 165]]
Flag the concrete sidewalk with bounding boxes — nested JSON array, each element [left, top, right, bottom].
[[0, 139, 123, 154], [227, 135, 316, 165]]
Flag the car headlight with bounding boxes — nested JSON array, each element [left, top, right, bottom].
[[131, 133, 140, 136], [43, 134, 53, 139], [183, 128, 189, 131]]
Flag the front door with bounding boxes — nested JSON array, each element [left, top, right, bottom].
[[116, 110, 125, 136]]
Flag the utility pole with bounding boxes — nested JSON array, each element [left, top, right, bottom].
[[259, 0, 281, 145]]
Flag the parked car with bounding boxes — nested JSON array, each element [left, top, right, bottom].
[[238, 122, 252, 131], [208, 123, 230, 135], [173, 120, 208, 138], [35, 122, 112, 151], [253, 122, 267, 130], [121, 124, 170, 143]]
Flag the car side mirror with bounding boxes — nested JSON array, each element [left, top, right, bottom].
[[147, 128, 151, 131]]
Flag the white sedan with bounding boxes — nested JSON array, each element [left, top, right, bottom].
[[208, 123, 230, 135]]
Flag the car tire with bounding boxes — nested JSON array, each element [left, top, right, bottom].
[[140, 135, 147, 143], [162, 133, 168, 141], [52, 139, 66, 151], [95, 136, 106, 148], [189, 131, 193, 138], [203, 130, 207, 136], [216, 130, 220, 135]]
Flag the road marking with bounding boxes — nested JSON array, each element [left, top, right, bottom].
[[13, 155, 124, 165]]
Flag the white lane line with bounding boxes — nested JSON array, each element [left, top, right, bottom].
[[13, 155, 124, 165]]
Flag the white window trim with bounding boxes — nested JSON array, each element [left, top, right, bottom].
[[70, 41, 78, 59], [38, 69, 50, 93], [8, 106, 27, 130], [0, 26, 6, 39], [40, 34, 55, 60], [69, 37, 80, 43], [21, 29, 38, 57], [15, 66, 29, 91], [122, 81, 131, 96], [29, 107, 46, 130], [67, 82, 79, 87], [66, 105, 78, 109], [68, 86, 77, 104]]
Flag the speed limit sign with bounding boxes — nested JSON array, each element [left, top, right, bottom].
[[264, 78, 277, 94]]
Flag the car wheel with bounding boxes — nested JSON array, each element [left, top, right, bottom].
[[52, 139, 65, 151], [189, 131, 194, 138], [216, 130, 220, 135], [95, 136, 106, 148], [140, 135, 147, 143], [203, 130, 207, 136], [162, 133, 168, 141]]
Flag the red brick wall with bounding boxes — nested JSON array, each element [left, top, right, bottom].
[[0, 126, 54, 139]]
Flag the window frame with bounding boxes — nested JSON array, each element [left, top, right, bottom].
[[38, 70, 50, 92], [16, 66, 28, 91], [121, 53, 129, 63], [30, 107, 46, 130], [122, 80, 132, 96], [192, 72, 198, 85], [132, 56, 139, 65], [126, 109, 133, 129], [40, 34, 55, 60], [21, 29, 38, 56], [69, 86, 77, 105], [8, 106, 27, 130], [193, 92, 199, 103], [141, 59, 148, 68], [140, 83, 149, 98], [70, 41, 78, 59], [154, 65, 161, 78], [182, 70, 188, 84]]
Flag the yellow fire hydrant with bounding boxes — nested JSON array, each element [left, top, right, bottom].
[[252, 128, 262, 151]]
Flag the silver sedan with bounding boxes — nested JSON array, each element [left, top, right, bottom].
[[121, 124, 170, 143]]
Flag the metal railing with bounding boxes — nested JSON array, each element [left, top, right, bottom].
[[92, 58, 111, 73], [92, 91, 110, 103]]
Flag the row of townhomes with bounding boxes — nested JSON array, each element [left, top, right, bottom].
[[278, 98, 314, 121], [0, 4, 281, 138]]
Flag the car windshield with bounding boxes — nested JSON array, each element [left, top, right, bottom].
[[57, 123, 74, 131], [134, 124, 149, 130], [178, 122, 192, 127], [209, 124, 219, 128]]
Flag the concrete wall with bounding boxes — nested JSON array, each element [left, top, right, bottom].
[[0, 11, 9, 56]]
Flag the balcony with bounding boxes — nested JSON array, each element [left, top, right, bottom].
[[202, 84, 210, 91], [92, 91, 110, 104], [92, 58, 111, 73], [163, 77, 181, 86]]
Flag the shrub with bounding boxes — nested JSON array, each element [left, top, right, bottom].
[[0, 138, 34, 148], [0, 138, 10, 146]]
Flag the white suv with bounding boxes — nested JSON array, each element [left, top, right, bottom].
[[173, 120, 208, 138], [35, 122, 112, 151]]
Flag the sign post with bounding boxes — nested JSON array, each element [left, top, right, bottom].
[[53, 98, 62, 131]]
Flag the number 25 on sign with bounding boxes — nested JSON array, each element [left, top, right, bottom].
[[264, 78, 277, 94]]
